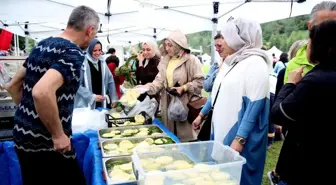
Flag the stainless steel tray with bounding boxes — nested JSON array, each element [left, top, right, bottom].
[[102, 156, 137, 185], [98, 125, 166, 141], [101, 135, 176, 158]]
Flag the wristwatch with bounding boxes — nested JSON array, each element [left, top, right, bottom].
[[235, 136, 246, 145]]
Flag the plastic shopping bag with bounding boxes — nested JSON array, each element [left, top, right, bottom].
[[72, 108, 107, 133], [127, 96, 158, 119], [0, 61, 24, 88], [168, 96, 188, 122], [0, 63, 12, 88]]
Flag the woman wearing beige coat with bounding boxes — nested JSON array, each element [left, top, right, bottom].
[[141, 30, 204, 142]]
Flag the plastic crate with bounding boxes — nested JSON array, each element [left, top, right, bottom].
[[106, 111, 152, 127], [131, 141, 246, 185]]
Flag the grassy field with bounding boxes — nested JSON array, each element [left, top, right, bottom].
[[201, 64, 282, 185], [262, 141, 283, 185]]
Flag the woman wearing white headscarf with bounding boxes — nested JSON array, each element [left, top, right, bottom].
[[135, 40, 161, 86], [211, 18, 272, 185], [135, 40, 161, 103]]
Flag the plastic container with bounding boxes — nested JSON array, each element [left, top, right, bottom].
[[106, 111, 152, 127], [98, 125, 166, 141], [131, 141, 246, 185], [102, 156, 137, 185], [101, 135, 176, 158]]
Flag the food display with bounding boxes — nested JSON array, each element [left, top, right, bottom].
[[164, 164, 239, 185], [103, 156, 136, 184], [139, 163, 238, 185], [102, 136, 175, 157], [119, 88, 140, 107], [110, 112, 123, 119], [132, 142, 245, 185], [106, 111, 150, 127], [137, 151, 195, 172], [99, 125, 164, 140], [108, 115, 145, 126]]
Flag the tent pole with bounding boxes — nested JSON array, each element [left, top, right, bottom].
[[153, 28, 157, 40], [17, 34, 20, 56], [25, 36, 29, 55], [211, 1, 219, 65], [14, 34, 17, 56]]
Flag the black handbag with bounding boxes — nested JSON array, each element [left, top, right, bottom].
[[197, 62, 238, 141]]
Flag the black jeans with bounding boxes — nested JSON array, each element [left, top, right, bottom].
[[15, 148, 86, 185]]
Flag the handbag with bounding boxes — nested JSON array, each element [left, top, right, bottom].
[[184, 58, 208, 123], [187, 95, 207, 123], [198, 62, 238, 141]]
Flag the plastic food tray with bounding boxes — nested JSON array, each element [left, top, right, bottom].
[[131, 141, 246, 185]]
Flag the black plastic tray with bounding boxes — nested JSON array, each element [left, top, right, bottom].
[[106, 111, 152, 127]]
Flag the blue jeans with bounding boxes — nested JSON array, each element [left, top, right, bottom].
[[278, 181, 290, 185]]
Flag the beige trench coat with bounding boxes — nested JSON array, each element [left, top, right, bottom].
[[145, 54, 204, 142]]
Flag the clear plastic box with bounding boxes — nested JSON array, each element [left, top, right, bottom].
[[131, 141, 246, 185]]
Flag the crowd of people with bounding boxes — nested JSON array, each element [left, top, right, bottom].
[[3, 1, 336, 185]]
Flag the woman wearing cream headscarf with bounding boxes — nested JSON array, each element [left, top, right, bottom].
[[140, 30, 204, 142], [135, 40, 160, 86], [135, 40, 161, 103], [211, 18, 271, 185]]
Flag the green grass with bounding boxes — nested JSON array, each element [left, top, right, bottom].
[[201, 64, 211, 97], [262, 141, 283, 185], [202, 64, 210, 75], [201, 63, 283, 185]]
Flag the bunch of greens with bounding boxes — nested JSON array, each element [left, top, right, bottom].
[[116, 55, 137, 88]]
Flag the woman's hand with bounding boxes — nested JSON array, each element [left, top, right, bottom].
[[173, 86, 184, 96], [137, 52, 144, 66], [192, 115, 203, 130], [230, 139, 244, 153], [95, 95, 105, 102], [288, 66, 305, 85]]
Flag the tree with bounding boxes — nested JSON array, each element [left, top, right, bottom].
[[133, 14, 310, 55]]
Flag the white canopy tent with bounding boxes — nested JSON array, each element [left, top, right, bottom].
[[0, 0, 322, 55], [267, 46, 283, 60]]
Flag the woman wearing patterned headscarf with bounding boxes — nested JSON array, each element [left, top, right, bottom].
[[211, 18, 272, 185], [139, 30, 204, 142]]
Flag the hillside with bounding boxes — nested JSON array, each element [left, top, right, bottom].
[[184, 14, 309, 54]]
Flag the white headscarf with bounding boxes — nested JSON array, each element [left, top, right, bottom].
[[221, 17, 272, 72], [142, 40, 161, 58]]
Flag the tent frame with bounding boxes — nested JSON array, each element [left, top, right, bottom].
[[1, 0, 307, 57]]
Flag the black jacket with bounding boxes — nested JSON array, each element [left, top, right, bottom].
[[271, 64, 336, 185]]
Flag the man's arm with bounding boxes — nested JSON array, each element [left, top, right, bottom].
[[6, 66, 26, 104], [32, 69, 64, 139]]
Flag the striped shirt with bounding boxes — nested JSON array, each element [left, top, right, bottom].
[[13, 37, 85, 158]]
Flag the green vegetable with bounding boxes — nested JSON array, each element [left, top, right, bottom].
[[152, 137, 174, 145], [148, 127, 163, 135], [116, 55, 138, 88], [162, 137, 174, 144], [114, 102, 124, 112]]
